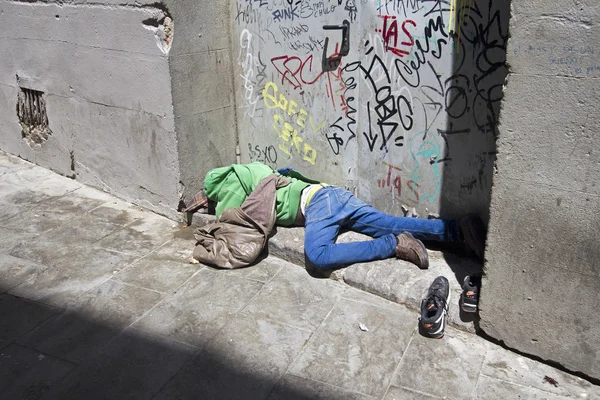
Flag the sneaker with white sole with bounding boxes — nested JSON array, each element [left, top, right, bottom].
[[460, 274, 481, 313], [419, 276, 449, 339]]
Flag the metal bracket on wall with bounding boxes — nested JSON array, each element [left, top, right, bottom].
[[322, 20, 350, 72]]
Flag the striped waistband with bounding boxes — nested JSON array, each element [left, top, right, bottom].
[[305, 183, 329, 208]]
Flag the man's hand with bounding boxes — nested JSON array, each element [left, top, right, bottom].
[[277, 167, 295, 176]]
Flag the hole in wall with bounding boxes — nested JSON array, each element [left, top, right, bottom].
[[142, 17, 160, 28], [142, 5, 174, 55], [16, 87, 52, 146]]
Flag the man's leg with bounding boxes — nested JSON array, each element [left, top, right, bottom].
[[344, 200, 461, 242], [343, 194, 486, 260], [304, 187, 411, 270]]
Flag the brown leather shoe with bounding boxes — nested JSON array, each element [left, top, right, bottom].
[[396, 232, 429, 269]]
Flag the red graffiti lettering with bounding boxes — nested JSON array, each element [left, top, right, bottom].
[[407, 180, 420, 201], [378, 162, 403, 197], [376, 16, 416, 58], [271, 55, 324, 92]]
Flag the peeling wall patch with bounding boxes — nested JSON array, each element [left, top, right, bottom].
[[17, 87, 52, 146], [143, 11, 173, 55]]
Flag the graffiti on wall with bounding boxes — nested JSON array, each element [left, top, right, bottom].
[[263, 81, 323, 164], [234, 0, 509, 214]]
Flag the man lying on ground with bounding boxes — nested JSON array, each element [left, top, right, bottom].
[[200, 162, 486, 270]]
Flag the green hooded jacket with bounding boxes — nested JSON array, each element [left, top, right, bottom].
[[203, 162, 320, 226]]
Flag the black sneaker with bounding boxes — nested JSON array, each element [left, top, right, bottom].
[[419, 276, 449, 339], [460, 274, 482, 313]]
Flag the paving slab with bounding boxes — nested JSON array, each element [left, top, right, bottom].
[[113, 237, 200, 293], [0, 254, 48, 293], [0, 193, 107, 235], [219, 253, 286, 283], [68, 279, 164, 327], [94, 213, 178, 258], [241, 261, 347, 332], [17, 310, 123, 364], [45, 328, 195, 399], [0, 294, 59, 350], [0, 343, 76, 400], [133, 267, 264, 347], [392, 326, 493, 399], [480, 346, 600, 399], [71, 185, 122, 204], [268, 374, 376, 400], [155, 312, 312, 400], [8, 246, 140, 308], [0, 226, 38, 254], [0, 186, 53, 222], [289, 296, 417, 398], [0, 164, 82, 197], [474, 375, 569, 400], [384, 385, 443, 399], [8, 219, 125, 266], [85, 198, 151, 227]]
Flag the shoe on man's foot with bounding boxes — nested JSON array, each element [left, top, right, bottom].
[[396, 232, 429, 269], [419, 276, 449, 339], [460, 274, 482, 313], [459, 215, 486, 262]]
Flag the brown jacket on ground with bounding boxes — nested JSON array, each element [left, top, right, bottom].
[[192, 174, 291, 269]]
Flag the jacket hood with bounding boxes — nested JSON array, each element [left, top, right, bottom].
[[203, 165, 235, 200]]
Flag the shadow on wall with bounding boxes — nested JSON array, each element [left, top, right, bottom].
[[432, 0, 511, 279], [438, 0, 511, 223]]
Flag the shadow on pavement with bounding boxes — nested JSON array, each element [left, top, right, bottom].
[[0, 285, 317, 400]]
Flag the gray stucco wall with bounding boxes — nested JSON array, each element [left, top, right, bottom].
[[164, 0, 237, 205], [0, 0, 181, 218], [481, 1, 600, 380], [0, 0, 238, 218]]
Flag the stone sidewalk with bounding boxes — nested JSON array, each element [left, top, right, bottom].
[[191, 213, 483, 334], [0, 151, 598, 399]]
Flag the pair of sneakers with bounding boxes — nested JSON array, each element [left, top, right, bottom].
[[419, 274, 482, 339]]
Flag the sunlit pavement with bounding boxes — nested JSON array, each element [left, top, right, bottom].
[[0, 151, 598, 399]]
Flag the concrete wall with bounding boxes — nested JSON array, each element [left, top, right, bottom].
[[481, 1, 600, 380], [165, 0, 237, 205], [0, 0, 237, 217], [0, 0, 181, 218], [231, 0, 510, 219]]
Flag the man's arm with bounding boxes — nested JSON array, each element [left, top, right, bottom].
[[277, 167, 321, 184]]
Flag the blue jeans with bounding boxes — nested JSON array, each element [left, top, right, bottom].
[[304, 186, 461, 270]]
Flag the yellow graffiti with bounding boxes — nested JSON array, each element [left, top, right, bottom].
[[263, 82, 325, 131], [263, 82, 288, 110], [303, 143, 317, 164], [296, 109, 308, 128], [274, 117, 317, 165], [310, 117, 326, 132], [287, 100, 298, 116], [263, 81, 322, 165]]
